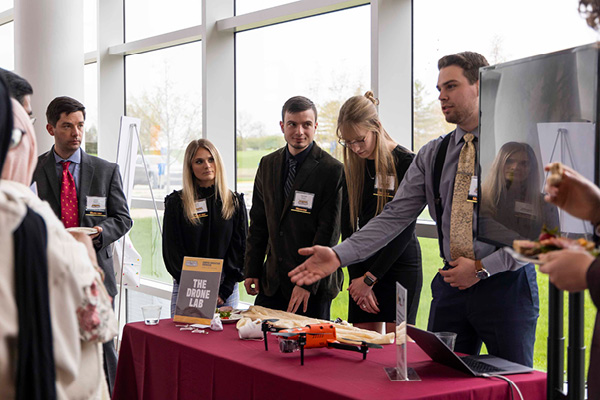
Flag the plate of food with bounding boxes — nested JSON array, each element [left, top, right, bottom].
[[66, 227, 98, 235], [509, 226, 598, 265], [504, 247, 544, 265], [217, 307, 243, 324]]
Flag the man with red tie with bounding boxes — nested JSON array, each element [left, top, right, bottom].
[[32, 96, 132, 394]]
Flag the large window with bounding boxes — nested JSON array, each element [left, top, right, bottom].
[[235, 0, 295, 15], [0, 21, 13, 70], [235, 5, 370, 203], [83, 63, 98, 155], [413, 0, 600, 151], [0, 0, 12, 11], [125, 0, 201, 42], [83, 0, 97, 53], [125, 41, 202, 284]]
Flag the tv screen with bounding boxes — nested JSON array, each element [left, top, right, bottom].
[[477, 43, 599, 248]]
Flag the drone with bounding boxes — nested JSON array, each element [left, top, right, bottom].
[[261, 320, 382, 365]]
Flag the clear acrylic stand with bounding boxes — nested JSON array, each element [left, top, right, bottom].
[[385, 282, 420, 381]]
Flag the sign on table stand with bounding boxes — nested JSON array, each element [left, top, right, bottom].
[[173, 257, 223, 325], [385, 282, 420, 381]]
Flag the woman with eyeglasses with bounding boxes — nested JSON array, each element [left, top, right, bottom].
[[337, 91, 422, 334], [163, 138, 248, 317]]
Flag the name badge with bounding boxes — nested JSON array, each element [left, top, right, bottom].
[[374, 175, 395, 197], [195, 199, 209, 218], [515, 201, 535, 219], [292, 191, 315, 214], [85, 196, 107, 216], [467, 176, 478, 203]]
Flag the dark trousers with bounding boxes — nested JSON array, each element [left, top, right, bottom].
[[103, 340, 117, 394], [255, 288, 332, 320], [427, 263, 539, 367], [104, 297, 118, 394]]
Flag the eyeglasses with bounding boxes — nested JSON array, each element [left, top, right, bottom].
[[338, 137, 367, 148], [9, 128, 25, 149]]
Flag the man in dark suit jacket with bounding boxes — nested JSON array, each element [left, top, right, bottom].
[[32, 96, 132, 394], [244, 96, 344, 320]]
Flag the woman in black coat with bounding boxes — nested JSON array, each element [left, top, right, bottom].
[[337, 91, 422, 334], [163, 139, 247, 316]]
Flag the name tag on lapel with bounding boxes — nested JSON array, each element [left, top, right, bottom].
[[85, 196, 107, 216], [467, 176, 478, 203], [291, 191, 314, 214]]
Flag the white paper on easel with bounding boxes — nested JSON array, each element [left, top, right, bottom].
[[116, 116, 141, 208], [112, 235, 141, 287], [537, 122, 595, 235]]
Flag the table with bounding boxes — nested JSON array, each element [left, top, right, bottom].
[[112, 320, 547, 400]]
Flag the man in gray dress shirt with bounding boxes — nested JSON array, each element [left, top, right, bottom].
[[289, 52, 538, 367]]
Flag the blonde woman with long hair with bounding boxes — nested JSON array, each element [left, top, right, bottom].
[[338, 91, 422, 334], [480, 141, 557, 241], [163, 139, 248, 316]]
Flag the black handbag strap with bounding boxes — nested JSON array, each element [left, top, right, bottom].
[[433, 133, 453, 261]]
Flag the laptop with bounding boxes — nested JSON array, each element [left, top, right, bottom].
[[407, 325, 533, 376]]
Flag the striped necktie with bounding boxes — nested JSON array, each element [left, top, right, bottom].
[[284, 158, 297, 199], [449, 133, 475, 260], [60, 161, 79, 228]]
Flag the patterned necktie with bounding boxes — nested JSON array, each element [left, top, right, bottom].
[[60, 161, 79, 228], [449, 133, 475, 260], [284, 158, 297, 199]]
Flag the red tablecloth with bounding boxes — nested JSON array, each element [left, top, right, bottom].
[[112, 320, 546, 400]]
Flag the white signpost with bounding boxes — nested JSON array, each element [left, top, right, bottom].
[[385, 282, 420, 381]]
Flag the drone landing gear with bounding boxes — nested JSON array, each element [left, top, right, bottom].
[[297, 340, 372, 365], [261, 319, 284, 351]]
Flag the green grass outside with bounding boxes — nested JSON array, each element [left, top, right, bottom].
[[237, 149, 271, 182], [131, 217, 596, 373]]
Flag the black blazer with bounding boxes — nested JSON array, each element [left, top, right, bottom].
[[32, 147, 133, 297], [244, 143, 344, 301]]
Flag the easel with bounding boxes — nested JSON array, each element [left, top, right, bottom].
[[115, 117, 163, 350], [544, 127, 586, 400]]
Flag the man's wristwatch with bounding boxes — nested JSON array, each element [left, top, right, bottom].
[[363, 273, 377, 287], [475, 260, 490, 280]]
